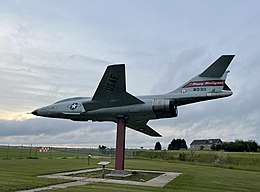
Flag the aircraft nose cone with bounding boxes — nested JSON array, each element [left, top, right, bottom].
[[31, 109, 38, 116]]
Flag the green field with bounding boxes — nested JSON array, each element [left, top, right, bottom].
[[0, 148, 260, 192]]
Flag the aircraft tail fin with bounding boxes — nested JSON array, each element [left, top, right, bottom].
[[168, 55, 235, 99], [199, 55, 234, 78]]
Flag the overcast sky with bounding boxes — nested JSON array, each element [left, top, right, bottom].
[[0, 0, 260, 149]]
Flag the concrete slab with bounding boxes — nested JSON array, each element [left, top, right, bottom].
[[145, 172, 181, 187], [16, 168, 182, 192], [16, 181, 92, 192]]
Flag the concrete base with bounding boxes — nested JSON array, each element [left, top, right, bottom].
[[17, 168, 182, 191], [108, 170, 132, 177]]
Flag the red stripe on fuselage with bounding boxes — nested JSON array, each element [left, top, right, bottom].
[[183, 80, 225, 88]]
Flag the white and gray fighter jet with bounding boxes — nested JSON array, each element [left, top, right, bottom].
[[32, 55, 234, 137]]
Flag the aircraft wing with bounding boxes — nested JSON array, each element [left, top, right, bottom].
[[127, 121, 162, 137], [84, 64, 144, 111]]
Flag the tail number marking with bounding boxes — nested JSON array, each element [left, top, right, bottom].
[[193, 88, 206, 92]]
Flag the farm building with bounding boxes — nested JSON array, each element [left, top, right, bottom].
[[190, 139, 222, 150]]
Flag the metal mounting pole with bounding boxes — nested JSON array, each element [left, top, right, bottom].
[[115, 117, 126, 170]]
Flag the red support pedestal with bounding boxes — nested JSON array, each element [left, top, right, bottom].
[[115, 117, 126, 170]]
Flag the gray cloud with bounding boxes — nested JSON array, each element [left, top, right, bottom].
[[0, 1, 260, 148]]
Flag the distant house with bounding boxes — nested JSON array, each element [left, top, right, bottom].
[[190, 139, 222, 150]]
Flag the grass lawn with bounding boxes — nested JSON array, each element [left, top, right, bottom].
[[0, 158, 100, 191], [1, 157, 260, 192]]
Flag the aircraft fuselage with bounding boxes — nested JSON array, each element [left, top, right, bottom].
[[33, 89, 232, 122]]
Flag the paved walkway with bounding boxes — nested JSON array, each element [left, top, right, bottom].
[[17, 168, 181, 192]]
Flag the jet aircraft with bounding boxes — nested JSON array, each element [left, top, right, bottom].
[[32, 55, 235, 137]]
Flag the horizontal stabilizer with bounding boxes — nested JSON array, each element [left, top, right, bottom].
[[127, 121, 162, 137], [199, 55, 235, 78], [223, 83, 231, 91]]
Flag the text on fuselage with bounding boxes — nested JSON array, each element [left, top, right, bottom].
[[105, 74, 119, 91]]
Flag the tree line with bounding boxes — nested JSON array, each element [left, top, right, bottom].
[[154, 139, 260, 152], [154, 139, 187, 150], [211, 140, 260, 152]]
